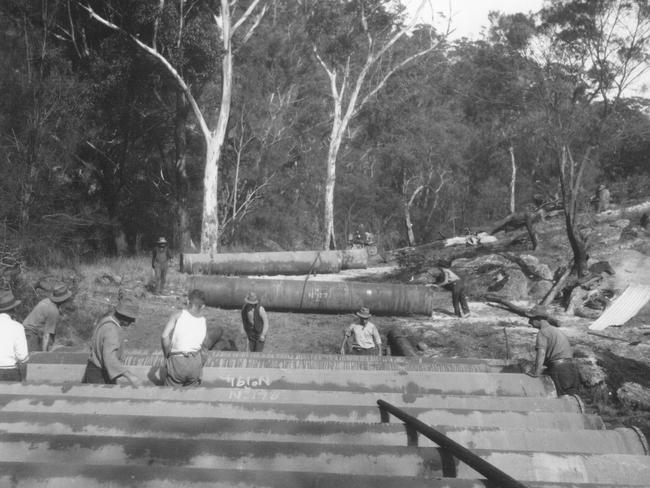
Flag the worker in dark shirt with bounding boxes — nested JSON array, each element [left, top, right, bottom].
[[241, 292, 269, 352], [527, 305, 579, 395], [152, 237, 172, 295]]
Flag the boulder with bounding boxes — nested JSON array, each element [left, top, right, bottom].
[[617, 382, 650, 411], [575, 356, 607, 387]]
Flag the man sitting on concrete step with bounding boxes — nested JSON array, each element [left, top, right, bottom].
[[0, 290, 28, 382], [23, 282, 73, 352], [82, 297, 141, 387], [340, 307, 382, 356], [161, 289, 207, 387], [527, 305, 579, 396]]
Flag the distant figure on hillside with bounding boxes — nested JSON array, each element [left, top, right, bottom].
[[340, 307, 382, 356], [23, 283, 72, 352], [241, 292, 269, 352], [0, 290, 28, 382], [526, 305, 578, 396], [152, 237, 172, 295], [82, 297, 141, 386], [596, 184, 611, 213], [161, 289, 207, 387], [429, 267, 471, 318]]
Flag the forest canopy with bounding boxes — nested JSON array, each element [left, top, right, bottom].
[[0, 0, 648, 263]]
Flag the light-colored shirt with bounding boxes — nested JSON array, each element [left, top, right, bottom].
[[536, 323, 573, 364], [170, 310, 206, 353], [345, 321, 381, 349], [23, 298, 59, 335], [437, 268, 460, 286], [0, 313, 28, 368], [88, 315, 126, 380]]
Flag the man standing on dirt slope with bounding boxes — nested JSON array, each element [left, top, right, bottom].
[[82, 297, 141, 386], [152, 236, 172, 294], [241, 292, 269, 352], [0, 290, 28, 381], [527, 305, 579, 396], [340, 307, 382, 356], [161, 289, 207, 386], [596, 184, 611, 213], [23, 283, 72, 352], [429, 267, 471, 318]]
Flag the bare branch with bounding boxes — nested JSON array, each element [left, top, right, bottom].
[[231, 0, 262, 35], [241, 3, 267, 45]]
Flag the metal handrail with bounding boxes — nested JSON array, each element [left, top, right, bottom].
[[377, 399, 530, 488]]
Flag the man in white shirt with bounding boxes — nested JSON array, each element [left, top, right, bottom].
[[340, 307, 382, 356], [0, 290, 28, 382], [161, 289, 207, 386]]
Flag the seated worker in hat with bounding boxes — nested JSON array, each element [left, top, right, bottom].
[[241, 292, 269, 352], [23, 282, 73, 352], [527, 305, 579, 396], [161, 289, 207, 387], [82, 297, 141, 386], [152, 236, 173, 295], [340, 307, 382, 356], [0, 290, 28, 381]]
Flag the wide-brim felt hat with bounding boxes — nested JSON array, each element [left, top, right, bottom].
[[0, 289, 21, 312], [50, 283, 72, 303], [529, 304, 548, 319], [156, 237, 168, 245], [116, 298, 139, 319], [244, 292, 259, 304], [355, 307, 371, 319]]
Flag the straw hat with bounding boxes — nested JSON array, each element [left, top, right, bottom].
[[244, 292, 259, 305], [156, 237, 168, 245], [355, 307, 371, 319], [50, 283, 72, 303], [0, 290, 21, 312]]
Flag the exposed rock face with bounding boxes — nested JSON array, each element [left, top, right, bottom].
[[452, 254, 553, 300], [617, 382, 650, 411]]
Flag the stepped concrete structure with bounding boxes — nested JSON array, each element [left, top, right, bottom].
[[1, 350, 648, 487]]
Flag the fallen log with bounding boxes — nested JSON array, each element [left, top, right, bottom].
[[483, 294, 562, 327]]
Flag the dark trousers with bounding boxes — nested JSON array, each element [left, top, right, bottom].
[[351, 347, 376, 356], [82, 360, 115, 384], [154, 262, 168, 293], [0, 367, 22, 382], [548, 361, 579, 396], [248, 337, 265, 352], [450, 280, 470, 316], [164, 352, 203, 387]]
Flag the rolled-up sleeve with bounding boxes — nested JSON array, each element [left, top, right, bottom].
[[100, 326, 126, 380], [14, 327, 28, 363], [372, 325, 381, 345]]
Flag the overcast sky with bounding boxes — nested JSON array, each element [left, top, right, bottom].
[[404, 0, 545, 39]]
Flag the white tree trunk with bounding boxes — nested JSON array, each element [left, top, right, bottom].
[[509, 145, 516, 214]]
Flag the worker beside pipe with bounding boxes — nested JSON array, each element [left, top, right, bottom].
[[161, 289, 207, 386], [82, 297, 141, 387], [241, 292, 269, 352], [340, 307, 382, 356], [428, 267, 471, 318], [526, 305, 579, 396]]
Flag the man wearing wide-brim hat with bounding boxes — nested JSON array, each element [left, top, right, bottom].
[[152, 236, 172, 295], [241, 292, 269, 352], [340, 307, 382, 356], [527, 305, 578, 395], [82, 297, 141, 386], [23, 282, 73, 352], [0, 289, 28, 381]]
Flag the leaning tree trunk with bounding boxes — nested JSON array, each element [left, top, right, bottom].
[[322, 121, 344, 250]]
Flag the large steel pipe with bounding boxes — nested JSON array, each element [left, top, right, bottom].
[[29, 351, 523, 373], [180, 249, 368, 275], [187, 275, 434, 315], [1, 412, 644, 455], [3, 433, 650, 484], [387, 328, 418, 356], [0, 383, 581, 412], [0, 464, 643, 488]]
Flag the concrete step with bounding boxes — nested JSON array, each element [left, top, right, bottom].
[[31, 351, 522, 373], [0, 411, 645, 455], [3, 462, 641, 488], [0, 395, 604, 428], [0, 383, 582, 412], [25, 364, 556, 396], [1, 433, 649, 484]]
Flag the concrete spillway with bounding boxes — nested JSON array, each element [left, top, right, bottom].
[[187, 275, 435, 315], [2, 350, 648, 487], [180, 249, 368, 275]]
